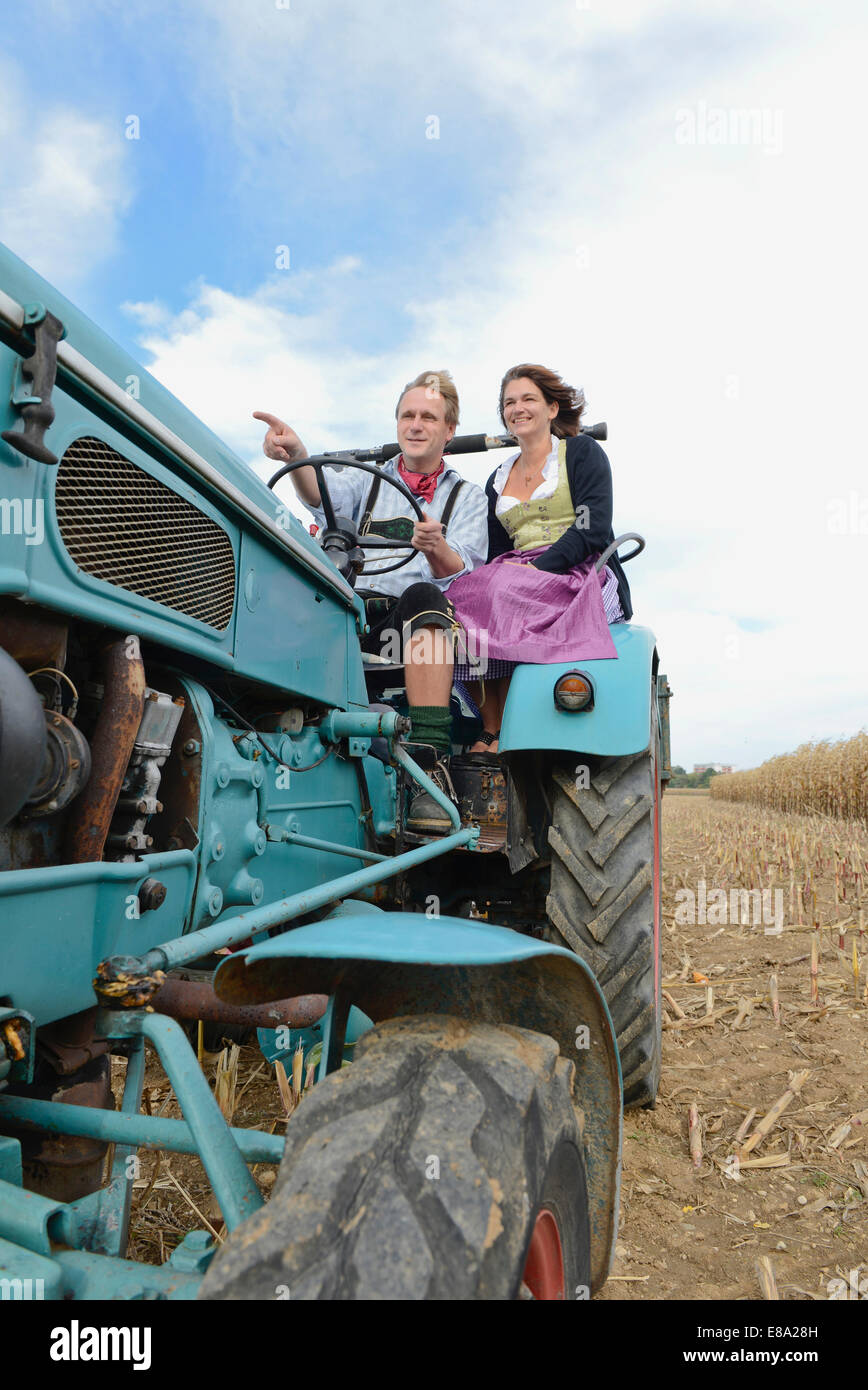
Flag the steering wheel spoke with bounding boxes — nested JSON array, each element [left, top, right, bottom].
[[359, 535, 416, 551], [312, 462, 338, 531]]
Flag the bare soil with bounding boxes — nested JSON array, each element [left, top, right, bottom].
[[599, 792, 867, 1302], [122, 791, 868, 1300]]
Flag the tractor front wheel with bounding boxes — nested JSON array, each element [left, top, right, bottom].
[[199, 1016, 591, 1301]]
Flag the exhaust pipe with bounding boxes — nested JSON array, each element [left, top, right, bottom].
[[65, 635, 146, 862], [151, 975, 328, 1030]]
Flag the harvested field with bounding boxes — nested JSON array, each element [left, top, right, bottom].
[[600, 791, 867, 1302], [121, 790, 867, 1299]]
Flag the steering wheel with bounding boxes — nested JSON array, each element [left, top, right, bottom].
[[267, 455, 425, 582]]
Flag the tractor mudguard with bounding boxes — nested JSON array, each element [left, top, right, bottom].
[[499, 622, 657, 757], [215, 903, 623, 1292]]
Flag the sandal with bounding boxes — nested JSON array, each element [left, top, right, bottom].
[[465, 728, 500, 762]]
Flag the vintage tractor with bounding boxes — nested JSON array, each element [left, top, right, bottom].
[[0, 241, 671, 1300]]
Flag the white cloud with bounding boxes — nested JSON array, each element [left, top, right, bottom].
[[0, 60, 133, 288], [121, 2, 868, 769]]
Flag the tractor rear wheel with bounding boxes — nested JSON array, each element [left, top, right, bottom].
[[545, 717, 662, 1109], [199, 1015, 591, 1300]]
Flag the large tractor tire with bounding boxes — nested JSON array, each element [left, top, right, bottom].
[[200, 1016, 591, 1301], [545, 718, 662, 1109]]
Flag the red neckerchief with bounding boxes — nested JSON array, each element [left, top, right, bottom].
[[396, 455, 445, 506]]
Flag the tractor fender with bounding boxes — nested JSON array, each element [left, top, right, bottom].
[[499, 622, 657, 758], [215, 904, 623, 1293]]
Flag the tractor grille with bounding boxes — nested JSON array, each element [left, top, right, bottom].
[[55, 437, 236, 631]]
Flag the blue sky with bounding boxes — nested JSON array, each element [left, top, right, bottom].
[[2, 0, 866, 769], [0, 1, 786, 344]]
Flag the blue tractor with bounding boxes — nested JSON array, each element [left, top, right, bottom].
[[0, 242, 671, 1300]]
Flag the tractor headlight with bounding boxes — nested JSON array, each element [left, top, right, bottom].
[[553, 671, 594, 712]]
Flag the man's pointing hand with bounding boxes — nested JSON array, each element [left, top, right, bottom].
[[254, 412, 308, 464]]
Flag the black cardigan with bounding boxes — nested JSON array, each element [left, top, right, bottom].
[[485, 433, 633, 621]]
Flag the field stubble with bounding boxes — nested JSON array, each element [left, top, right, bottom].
[[121, 793, 867, 1300], [599, 791, 867, 1301]]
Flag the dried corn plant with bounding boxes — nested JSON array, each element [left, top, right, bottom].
[[683, 793, 867, 937], [213, 1044, 241, 1123], [275, 1040, 313, 1119], [710, 731, 868, 821]]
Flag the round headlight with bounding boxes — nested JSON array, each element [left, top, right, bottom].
[[553, 671, 593, 711]]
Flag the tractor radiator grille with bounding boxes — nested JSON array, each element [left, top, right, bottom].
[[55, 437, 236, 631]]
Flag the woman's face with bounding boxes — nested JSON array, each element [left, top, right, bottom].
[[501, 377, 558, 442]]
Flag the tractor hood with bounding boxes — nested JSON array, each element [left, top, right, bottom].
[[0, 241, 356, 611]]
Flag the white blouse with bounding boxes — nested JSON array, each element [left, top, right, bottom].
[[493, 436, 560, 517]]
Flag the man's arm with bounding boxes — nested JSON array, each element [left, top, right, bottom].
[[253, 411, 321, 508]]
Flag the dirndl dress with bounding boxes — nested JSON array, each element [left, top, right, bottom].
[[449, 443, 623, 679]]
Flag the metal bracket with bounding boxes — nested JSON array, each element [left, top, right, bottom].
[[1, 308, 65, 465], [317, 991, 350, 1081], [93, 1007, 264, 1232], [0, 1007, 36, 1086], [656, 671, 673, 784]]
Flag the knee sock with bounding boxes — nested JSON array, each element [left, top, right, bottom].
[[408, 705, 452, 755]]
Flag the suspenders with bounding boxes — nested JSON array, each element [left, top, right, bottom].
[[357, 472, 468, 603], [439, 477, 466, 530], [360, 471, 466, 536]]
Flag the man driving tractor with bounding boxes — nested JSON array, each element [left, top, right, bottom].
[[255, 369, 488, 832]]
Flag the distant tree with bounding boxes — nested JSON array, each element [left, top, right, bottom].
[[668, 764, 714, 790]]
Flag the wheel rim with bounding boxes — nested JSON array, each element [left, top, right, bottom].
[[522, 1208, 566, 1300]]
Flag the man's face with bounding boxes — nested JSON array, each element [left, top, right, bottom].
[[396, 386, 456, 472]]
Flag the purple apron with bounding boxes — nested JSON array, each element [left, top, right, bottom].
[[449, 546, 617, 667]]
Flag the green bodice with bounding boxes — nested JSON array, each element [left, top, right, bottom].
[[498, 440, 573, 552]]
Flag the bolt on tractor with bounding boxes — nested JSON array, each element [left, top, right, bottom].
[[0, 241, 671, 1300]]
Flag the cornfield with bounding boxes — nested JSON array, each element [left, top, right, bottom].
[[711, 731, 868, 821]]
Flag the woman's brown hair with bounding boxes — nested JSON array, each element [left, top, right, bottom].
[[498, 364, 585, 438]]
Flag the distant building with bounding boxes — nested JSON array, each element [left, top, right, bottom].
[[693, 763, 733, 775]]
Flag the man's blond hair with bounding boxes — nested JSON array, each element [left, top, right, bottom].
[[395, 369, 460, 427]]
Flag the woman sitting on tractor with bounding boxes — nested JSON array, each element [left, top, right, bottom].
[[450, 363, 632, 754]]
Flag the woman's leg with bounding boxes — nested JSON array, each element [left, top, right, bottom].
[[467, 676, 509, 753]]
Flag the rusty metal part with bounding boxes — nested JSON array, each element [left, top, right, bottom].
[[0, 598, 68, 670], [138, 877, 167, 912], [472, 825, 508, 852], [151, 974, 328, 1029], [36, 1007, 110, 1076], [5, 1054, 114, 1203], [64, 636, 146, 862], [449, 756, 508, 829], [2, 1021, 26, 1061], [93, 956, 166, 1009]]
